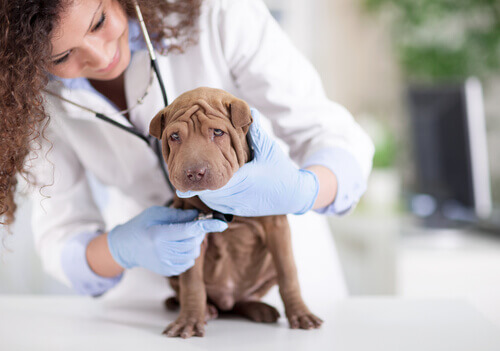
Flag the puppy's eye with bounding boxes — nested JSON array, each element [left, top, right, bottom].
[[170, 133, 180, 142], [213, 129, 224, 136]]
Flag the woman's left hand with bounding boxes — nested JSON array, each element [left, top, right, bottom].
[[176, 109, 319, 217]]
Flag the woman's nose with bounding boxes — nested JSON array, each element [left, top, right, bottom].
[[82, 40, 113, 69]]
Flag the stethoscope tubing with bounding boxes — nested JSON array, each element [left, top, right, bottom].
[[133, 1, 169, 108]]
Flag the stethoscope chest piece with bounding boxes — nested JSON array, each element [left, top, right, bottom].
[[196, 211, 234, 223]]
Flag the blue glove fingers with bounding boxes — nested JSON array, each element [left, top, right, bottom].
[[163, 250, 200, 266], [248, 109, 273, 160], [162, 208, 199, 224], [142, 206, 199, 224], [168, 229, 208, 253], [178, 246, 202, 261], [155, 220, 226, 267], [154, 237, 200, 275], [166, 243, 202, 263], [169, 239, 202, 254], [158, 239, 202, 267], [176, 189, 211, 198], [250, 108, 261, 124], [151, 219, 228, 242], [176, 110, 264, 202], [107, 232, 134, 269], [178, 166, 250, 206], [158, 259, 194, 276], [197, 219, 228, 233], [195, 170, 253, 214]]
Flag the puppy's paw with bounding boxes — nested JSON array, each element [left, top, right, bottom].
[[286, 309, 323, 330], [164, 297, 217, 322], [163, 313, 206, 338]]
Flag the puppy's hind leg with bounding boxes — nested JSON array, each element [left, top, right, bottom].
[[232, 301, 280, 323], [263, 216, 323, 330], [164, 296, 180, 311]]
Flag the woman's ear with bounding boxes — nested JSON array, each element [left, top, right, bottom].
[[149, 108, 167, 139], [228, 99, 253, 129]]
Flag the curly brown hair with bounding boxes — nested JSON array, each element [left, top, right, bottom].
[[0, 0, 202, 229]]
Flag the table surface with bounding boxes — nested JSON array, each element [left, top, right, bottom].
[[0, 295, 499, 351]]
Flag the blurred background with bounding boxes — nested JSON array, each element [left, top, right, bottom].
[[2, 0, 500, 329]]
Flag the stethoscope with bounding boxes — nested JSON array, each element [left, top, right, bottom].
[[44, 2, 233, 223]]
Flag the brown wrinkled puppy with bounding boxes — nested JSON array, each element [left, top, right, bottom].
[[149, 87, 322, 338]]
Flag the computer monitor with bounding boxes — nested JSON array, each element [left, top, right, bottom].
[[408, 77, 492, 226]]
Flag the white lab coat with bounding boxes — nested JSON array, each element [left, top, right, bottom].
[[31, 0, 373, 302]]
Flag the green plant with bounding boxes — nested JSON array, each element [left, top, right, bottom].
[[363, 0, 500, 82], [373, 129, 397, 169]]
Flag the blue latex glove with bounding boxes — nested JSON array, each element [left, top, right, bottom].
[[176, 109, 320, 216], [107, 206, 228, 276]]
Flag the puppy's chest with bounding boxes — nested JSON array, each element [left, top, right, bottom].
[[203, 217, 275, 287]]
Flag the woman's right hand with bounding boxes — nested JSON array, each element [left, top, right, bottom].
[[107, 206, 228, 276]]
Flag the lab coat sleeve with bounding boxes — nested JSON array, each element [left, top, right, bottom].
[[215, 0, 375, 214], [60, 231, 123, 296], [30, 120, 122, 294]]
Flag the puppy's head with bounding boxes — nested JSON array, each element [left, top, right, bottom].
[[149, 87, 253, 192]]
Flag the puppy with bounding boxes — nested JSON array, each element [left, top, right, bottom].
[[149, 87, 322, 338]]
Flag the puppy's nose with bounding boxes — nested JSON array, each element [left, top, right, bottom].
[[186, 166, 207, 182]]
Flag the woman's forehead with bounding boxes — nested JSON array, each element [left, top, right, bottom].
[[50, 0, 103, 57]]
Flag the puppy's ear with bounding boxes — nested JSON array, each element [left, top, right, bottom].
[[228, 99, 253, 129], [149, 108, 167, 139]]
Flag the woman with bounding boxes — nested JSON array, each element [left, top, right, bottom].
[[0, 0, 374, 298]]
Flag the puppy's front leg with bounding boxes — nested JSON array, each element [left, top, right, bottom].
[[163, 243, 207, 338], [263, 216, 323, 330]]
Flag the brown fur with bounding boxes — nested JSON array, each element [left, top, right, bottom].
[[150, 87, 322, 338]]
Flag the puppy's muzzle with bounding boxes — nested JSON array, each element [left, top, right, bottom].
[[186, 166, 207, 182], [185, 164, 208, 182]]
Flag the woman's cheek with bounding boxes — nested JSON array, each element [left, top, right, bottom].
[[49, 62, 82, 79]]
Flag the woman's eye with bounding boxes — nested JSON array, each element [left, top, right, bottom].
[[92, 12, 106, 32], [170, 133, 180, 141], [53, 51, 71, 65], [213, 129, 224, 136]]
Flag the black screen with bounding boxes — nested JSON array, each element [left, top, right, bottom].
[[408, 84, 475, 212]]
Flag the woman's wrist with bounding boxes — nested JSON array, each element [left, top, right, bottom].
[[86, 233, 124, 278], [305, 165, 338, 210]]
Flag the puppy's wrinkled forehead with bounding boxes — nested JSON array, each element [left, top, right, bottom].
[[149, 87, 253, 169], [150, 87, 252, 140], [168, 99, 230, 128]]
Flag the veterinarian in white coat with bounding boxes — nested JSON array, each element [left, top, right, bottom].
[[32, 0, 374, 302]]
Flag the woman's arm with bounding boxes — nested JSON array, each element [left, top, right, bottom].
[[31, 125, 121, 295], [88, 207, 229, 280], [217, 0, 374, 215], [305, 165, 338, 210], [86, 233, 124, 278]]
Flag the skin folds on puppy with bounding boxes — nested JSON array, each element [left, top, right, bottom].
[[150, 87, 252, 192], [149, 87, 322, 338]]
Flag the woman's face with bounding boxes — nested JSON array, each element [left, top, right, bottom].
[[48, 0, 130, 81]]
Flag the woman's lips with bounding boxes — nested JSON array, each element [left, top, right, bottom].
[[98, 48, 120, 73]]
